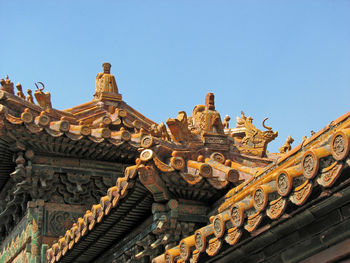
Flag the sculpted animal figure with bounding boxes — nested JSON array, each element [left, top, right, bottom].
[[241, 117, 278, 146], [150, 122, 170, 141], [166, 111, 192, 143], [279, 135, 294, 153], [222, 115, 231, 129], [0, 76, 14, 94], [34, 82, 52, 109]]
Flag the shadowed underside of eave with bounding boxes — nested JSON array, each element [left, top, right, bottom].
[[0, 138, 15, 191], [59, 180, 153, 263], [4, 127, 139, 163]]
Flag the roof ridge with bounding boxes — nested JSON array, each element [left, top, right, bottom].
[[154, 111, 350, 262]]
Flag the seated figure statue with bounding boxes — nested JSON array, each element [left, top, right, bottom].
[[94, 63, 122, 101]]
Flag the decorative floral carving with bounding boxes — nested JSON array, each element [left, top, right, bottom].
[[195, 232, 204, 252], [303, 154, 315, 178], [48, 211, 82, 237], [244, 213, 263, 232], [180, 241, 189, 261], [317, 162, 343, 187], [213, 216, 226, 238], [206, 238, 222, 256], [224, 227, 242, 245], [254, 189, 264, 210], [331, 131, 350, 160], [277, 173, 292, 196], [333, 135, 345, 156], [191, 250, 200, 263], [290, 182, 312, 206], [266, 197, 287, 219], [230, 206, 244, 227]]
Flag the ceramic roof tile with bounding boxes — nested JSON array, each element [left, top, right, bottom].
[[152, 111, 350, 263]]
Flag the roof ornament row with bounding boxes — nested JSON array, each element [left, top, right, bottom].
[[0, 75, 52, 109]]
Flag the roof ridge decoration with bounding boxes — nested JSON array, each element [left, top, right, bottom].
[[153, 111, 350, 263], [234, 111, 278, 157], [44, 100, 350, 262], [0, 65, 158, 157], [1, 64, 155, 130], [93, 62, 122, 102], [45, 92, 283, 262]]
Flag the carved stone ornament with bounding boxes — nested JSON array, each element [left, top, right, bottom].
[[94, 63, 121, 101], [289, 181, 313, 206], [16, 83, 25, 99], [34, 82, 52, 109], [333, 135, 345, 156], [244, 212, 263, 232], [277, 172, 293, 197], [266, 197, 287, 220], [191, 93, 225, 136], [27, 89, 34, 103], [150, 122, 170, 141], [302, 153, 318, 179], [206, 237, 222, 256], [222, 115, 231, 129], [331, 130, 350, 161], [0, 75, 14, 94], [253, 189, 265, 211], [213, 216, 225, 238], [317, 162, 343, 187], [195, 231, 206, 253], [191, 250, 200, 263], [279, 135, 294, 153], [166, 111, 192, 143], [230, 205, 244, 227], [238, 114, 278, 157], [224, 227, 242, 246]]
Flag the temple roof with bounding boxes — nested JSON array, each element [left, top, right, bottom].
[[154, 111, 350, 262], [0, 65, 157, 190], [45, 104, 350, 262], [41, 88, 285, 262], [2, 64, 349, 263]]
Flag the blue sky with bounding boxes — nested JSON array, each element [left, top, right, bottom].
[[1, 0, 349, 152]]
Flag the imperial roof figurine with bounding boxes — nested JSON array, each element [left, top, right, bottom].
[[94, 62, 122, 102]]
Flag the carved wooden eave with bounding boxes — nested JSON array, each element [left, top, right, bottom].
[[0, 91, 154, 161], [45, 165, 154, 263], [152, 111, 350, 263]]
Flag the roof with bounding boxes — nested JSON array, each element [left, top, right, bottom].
[[46, 107, 350, 262], [2, 67, 349, 263], [45, 92, 288, 262], [0, 67, 157, 167], [0, 65, 158, 244], [155, 111, 350, 262]]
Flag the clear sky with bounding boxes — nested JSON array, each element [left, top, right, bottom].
[[1, 0, 349, 152]]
